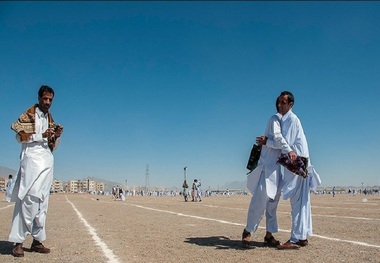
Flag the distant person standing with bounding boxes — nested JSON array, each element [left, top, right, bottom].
[[5, 174, 13, 202], [196, 179, 202, 202], [332, 186, 336, 197], [182, 179, 189, 202], [8, 85, 63, 257], [275, 91, 321, 249], [191, 179, 197, 201]]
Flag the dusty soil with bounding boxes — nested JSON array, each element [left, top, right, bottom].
[[0, 192, 379, 263]]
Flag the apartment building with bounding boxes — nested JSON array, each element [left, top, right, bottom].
[[51, 179, 64, 193]]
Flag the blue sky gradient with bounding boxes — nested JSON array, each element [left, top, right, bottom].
[[1, 2, 379, 189]]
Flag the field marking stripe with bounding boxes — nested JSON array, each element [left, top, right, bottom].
[[65, 196, 122, 263], [312, 214, 380, 221], [202, 204, 380, 221], [0, 204, 14, 210], [312, 234, 380, 248], [129, 203, 380, 249]]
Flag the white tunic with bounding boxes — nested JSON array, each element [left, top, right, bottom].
[[245, 113, 289, 233], [280, 110, 321, 200], [280, 109, 321, 241], [9, 107, 61, 243], [247, 113, 289, 199], [11, 107, 59, 202]]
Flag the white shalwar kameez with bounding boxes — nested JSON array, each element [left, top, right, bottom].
[[280, 110, 321, 243], [246, 114, 289, 233], [8, 107, 60, 243], [5, 178, 13, 202]]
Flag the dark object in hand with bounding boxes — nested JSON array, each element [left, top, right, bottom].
[[246, 144, 261, 172], [277, 153, 308, 178], [54, 124, 61, 131]]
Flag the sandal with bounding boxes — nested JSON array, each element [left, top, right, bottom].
[[264, 235, 280, 247], [242, 229, 252, 248]]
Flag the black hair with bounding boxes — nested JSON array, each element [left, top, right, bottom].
[[276, 97, 279, 112], [280, 91, 294, 105], [38, 85, 55, 97]]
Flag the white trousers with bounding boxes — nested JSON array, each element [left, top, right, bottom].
[[246, 172, 281, 233], [8, 194, 50, 243], [289, 176, 312, 242]]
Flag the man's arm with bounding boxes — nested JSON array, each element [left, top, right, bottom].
[[265, 116, 297, 160]]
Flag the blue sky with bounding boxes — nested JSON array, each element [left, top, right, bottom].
[[1, 1, 379, 189]]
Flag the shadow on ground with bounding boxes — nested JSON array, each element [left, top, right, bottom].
[[0, 241, 14, 255], [185, 236, 273, 250]]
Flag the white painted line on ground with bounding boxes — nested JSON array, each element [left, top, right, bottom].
[[203, 204, 380, 222], [131, 203, 243, 226], [128, 203, 380, 249], [65, 196, 122, 263], [312, 214, 380, 221], [313, 205, 378, 210], [0, 204, 14, 210], [312, 234, 380, 248]]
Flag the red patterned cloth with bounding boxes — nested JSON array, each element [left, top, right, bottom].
[[277, 153, 308, 178]]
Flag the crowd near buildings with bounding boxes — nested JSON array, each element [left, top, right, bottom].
[[0, 177, 105, 194], [0, 176, 379, 197]]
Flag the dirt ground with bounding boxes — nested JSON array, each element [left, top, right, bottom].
[[0, 192, 379, 263]]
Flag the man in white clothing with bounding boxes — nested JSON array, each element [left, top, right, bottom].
[[5, 174, 13, 202], [8, 85, 63, 257], [242, 98, 289, 248], [275, 91, 321, 249]]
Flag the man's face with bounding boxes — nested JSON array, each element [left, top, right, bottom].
[[277, 94, 292, 115], [38, 92, 54, 113]]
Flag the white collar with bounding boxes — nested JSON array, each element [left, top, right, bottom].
[[281, 109, 293, 122], [36, 106, 48, 118]]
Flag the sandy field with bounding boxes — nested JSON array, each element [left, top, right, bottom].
[[0, 192, 379, 263]]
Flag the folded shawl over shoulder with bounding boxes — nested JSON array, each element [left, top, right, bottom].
[[11, 104, 56, 150]]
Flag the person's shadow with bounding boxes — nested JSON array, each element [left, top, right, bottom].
[[184, 236, 269, 250], [0, 240, 14, 255]]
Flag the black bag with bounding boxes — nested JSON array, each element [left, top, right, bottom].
[[246, 144, 261, 173]]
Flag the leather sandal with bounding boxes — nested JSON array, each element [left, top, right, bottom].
[[277, 240, 300, 250], [264, 235, 281, 247], [30, 240, 50, 254], [296, 239, 308, 247], [12, 243, 24, 257], [241, 229, 252, 248]]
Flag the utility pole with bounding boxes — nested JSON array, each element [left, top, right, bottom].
[[145, 164, 150, 192]]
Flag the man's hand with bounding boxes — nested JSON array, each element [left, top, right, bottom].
[[255, 136, 268, 147], [288, 151, 297, 161], [43, 128, 55, 139], [54, 125, 64, 138]]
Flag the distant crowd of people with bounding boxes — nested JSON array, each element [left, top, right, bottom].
[[182, 178, 203, 202], [112, 185, 125, 201]]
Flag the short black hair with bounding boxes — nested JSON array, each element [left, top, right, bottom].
[[38, 85, 55, 97], [280, 91, 294, 105], [276, 97, 279, 112]]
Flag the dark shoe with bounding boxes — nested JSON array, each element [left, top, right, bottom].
[[241, 229, 251, 248], [30, 240, 50, 254], [12, 243, 24, 257], [264, 235, 281, 247], [277, 240, 300, 250], [296, 239, 308, 247]]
